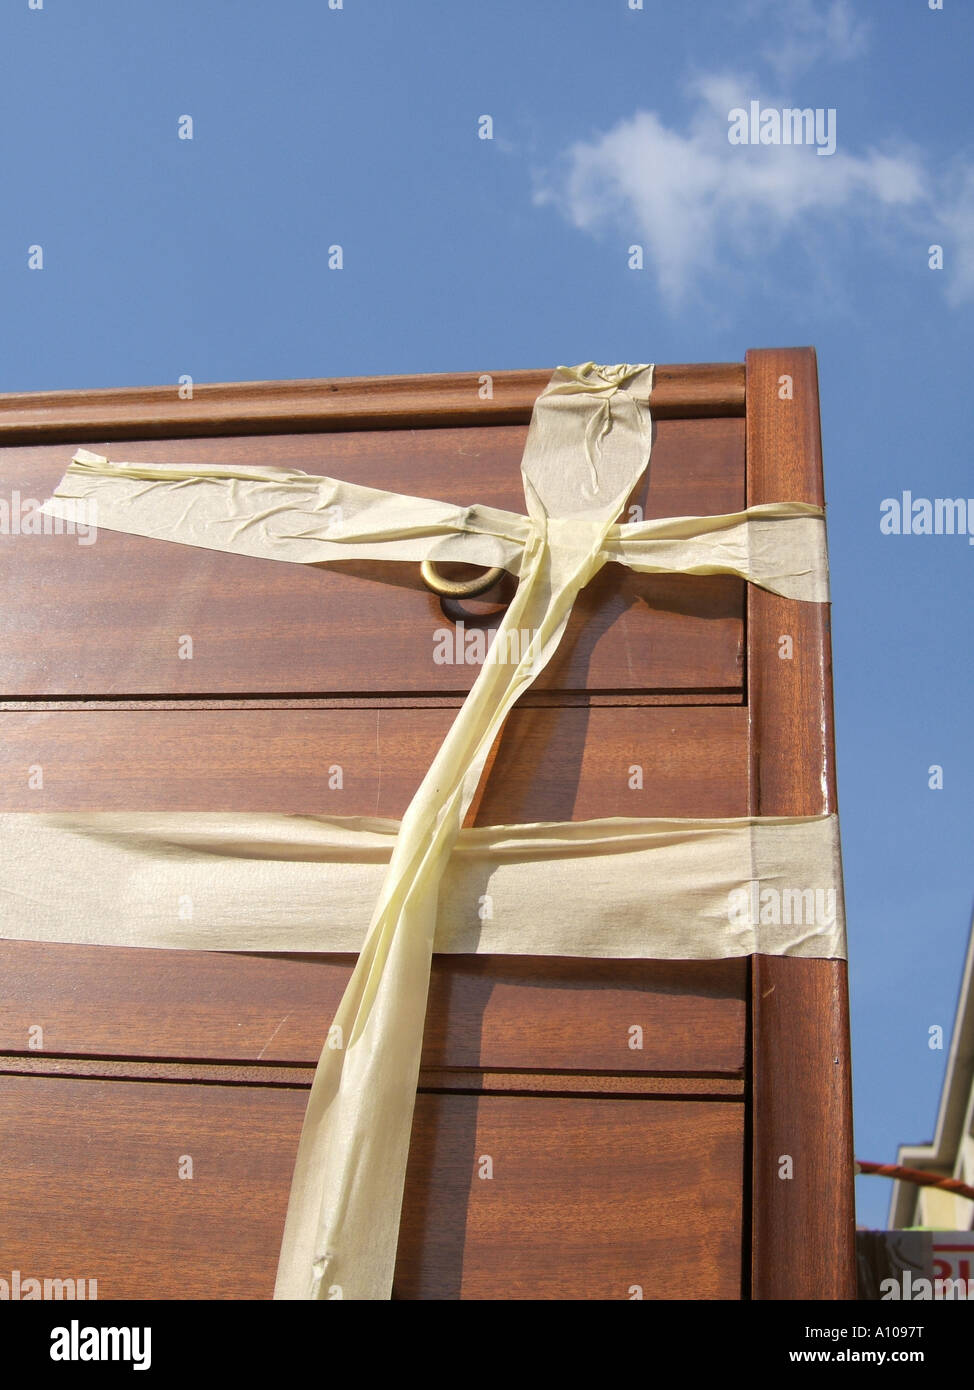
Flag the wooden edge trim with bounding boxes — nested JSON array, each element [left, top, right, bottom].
[[0, 693, 745, 712], [0, 1054, 309, 1089], [0, 1054, 745, 1098], [0, 362, 745, 444], [422, 1070, 745, 1097], [745, 347, 856, 1300]]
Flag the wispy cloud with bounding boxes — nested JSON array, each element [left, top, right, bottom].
[[935, 163, 974, 308], [745, 0, 871, 80], [534, 76, 929, 308]]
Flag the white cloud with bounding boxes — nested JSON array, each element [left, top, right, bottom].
[[932, 164, 974, 308], [745, 0, 870, 79], [535, 81, 928, 308]]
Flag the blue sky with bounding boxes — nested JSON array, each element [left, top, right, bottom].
[[3, 0, 973, 1234]]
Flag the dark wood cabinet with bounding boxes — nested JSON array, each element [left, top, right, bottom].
[[0, 352, 855, 1299]]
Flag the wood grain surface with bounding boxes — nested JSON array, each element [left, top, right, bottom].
[[395, 1093, 744, 1300], [0, 1076, 743, 1300], [0, 705, 748, 818], [0, 417, 744, 698], [0, 362, 745, 444], [0, 942, 747, 1074], [0, 1074, 306, 1301], [745, 348, 856, 1300]]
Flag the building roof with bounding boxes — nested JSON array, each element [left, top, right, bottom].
[[890, 911, 974, 1227]]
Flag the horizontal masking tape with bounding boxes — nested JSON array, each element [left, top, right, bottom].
[[0, 810, 846, 961]]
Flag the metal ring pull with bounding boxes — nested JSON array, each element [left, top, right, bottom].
[[420, 560, 505, 598]]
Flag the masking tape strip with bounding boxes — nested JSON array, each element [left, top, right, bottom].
[[602, 502, 829, 602], [39, 449, 533, 576], [270, 363, 660, 1300], [0, 811, 846, 961], [38, 467, 829, 602]]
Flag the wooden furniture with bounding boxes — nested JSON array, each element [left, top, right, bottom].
[[0, 351, 855, 1299]]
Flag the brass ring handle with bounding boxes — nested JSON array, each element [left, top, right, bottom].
[[420, 560, 505, 598]]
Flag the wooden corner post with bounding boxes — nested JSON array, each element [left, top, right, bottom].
[[745, 347, 856, 1299]]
